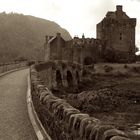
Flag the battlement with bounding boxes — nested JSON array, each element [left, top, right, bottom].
[[45, 33, 103, 48], [72, 36, 102, 47]]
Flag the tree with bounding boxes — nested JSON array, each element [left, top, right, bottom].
[[135, 46, 139, 53]]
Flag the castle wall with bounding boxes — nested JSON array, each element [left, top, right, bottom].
[[49, 37, 65, 61], [73, 47, 82, 64], [105, 19, 136, 53], [50, 40, 58, 60], [62, 47, 73, 62], [82, 47, 95, 64]]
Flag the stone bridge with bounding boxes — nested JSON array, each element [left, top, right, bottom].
[[35, 60, 83, 89], [30, 61, 135, 140]]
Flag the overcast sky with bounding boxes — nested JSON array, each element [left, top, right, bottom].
[[0, 0, 140, 53]]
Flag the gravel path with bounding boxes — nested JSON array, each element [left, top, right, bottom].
[[0, 69, 37, 140]]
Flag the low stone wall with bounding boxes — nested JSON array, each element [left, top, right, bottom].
[[0, 62, 27, 74], [30, 65, 133, 140]]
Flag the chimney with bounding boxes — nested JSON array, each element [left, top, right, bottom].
[[82, 33, 85, 39], [116, 5, 122, 11]]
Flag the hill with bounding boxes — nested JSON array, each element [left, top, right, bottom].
[[0, 12, 71, 63]]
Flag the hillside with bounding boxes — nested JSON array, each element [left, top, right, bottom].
[[0, 12, 71, 63]]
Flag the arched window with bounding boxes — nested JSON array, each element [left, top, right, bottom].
[[67, 71, 73, 87]]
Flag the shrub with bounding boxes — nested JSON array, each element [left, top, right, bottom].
[[131, 66, 140, 73], [124, 64, 128, 69], [113, 71, 129, 78], [104, 65, 113, 73]]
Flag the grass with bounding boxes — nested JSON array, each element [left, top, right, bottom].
[[52, 63, 140, 137]]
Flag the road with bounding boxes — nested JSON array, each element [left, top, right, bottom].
[[0, 69, 37, 140]]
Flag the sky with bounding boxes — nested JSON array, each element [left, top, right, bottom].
[[0, 0, 140, 53]]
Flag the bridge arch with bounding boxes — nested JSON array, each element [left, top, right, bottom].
[[76, 71, 80, 84], [36, 60, 82, 88], [56, 70, 62, 87], [66, 70, 73, 87]]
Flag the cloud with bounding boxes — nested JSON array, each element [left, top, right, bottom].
[[44, 0, 114, 37], [0, 0, 139, 50], [130, 0, 140, 1]]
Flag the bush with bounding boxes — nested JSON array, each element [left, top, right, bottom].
[[124, 64, 128, 69], [104, 65, 113, 73], [131, 66, 140, 73], [113, 71, 129, 78]]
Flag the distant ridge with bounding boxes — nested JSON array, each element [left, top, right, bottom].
[[0, 12, 71, 63]]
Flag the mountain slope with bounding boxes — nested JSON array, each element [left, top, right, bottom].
[[0, 12, 71, 63]]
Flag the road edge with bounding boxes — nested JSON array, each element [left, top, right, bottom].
[[27, 73, 52, 140]]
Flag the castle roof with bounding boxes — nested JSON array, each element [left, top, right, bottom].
[[105, 6, 129, 20]]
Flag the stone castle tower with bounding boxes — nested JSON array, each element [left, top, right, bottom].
[[97, 5, 136, 62]]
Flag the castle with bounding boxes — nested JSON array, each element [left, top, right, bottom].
[[44, 5, 136, 64]]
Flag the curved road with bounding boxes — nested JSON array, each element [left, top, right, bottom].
[[0, 69, 37, 140]]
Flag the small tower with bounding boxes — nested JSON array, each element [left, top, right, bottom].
[[82, 33, 85, 39], [82, 33, 85, 44], [96, 5, 136, 62]]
